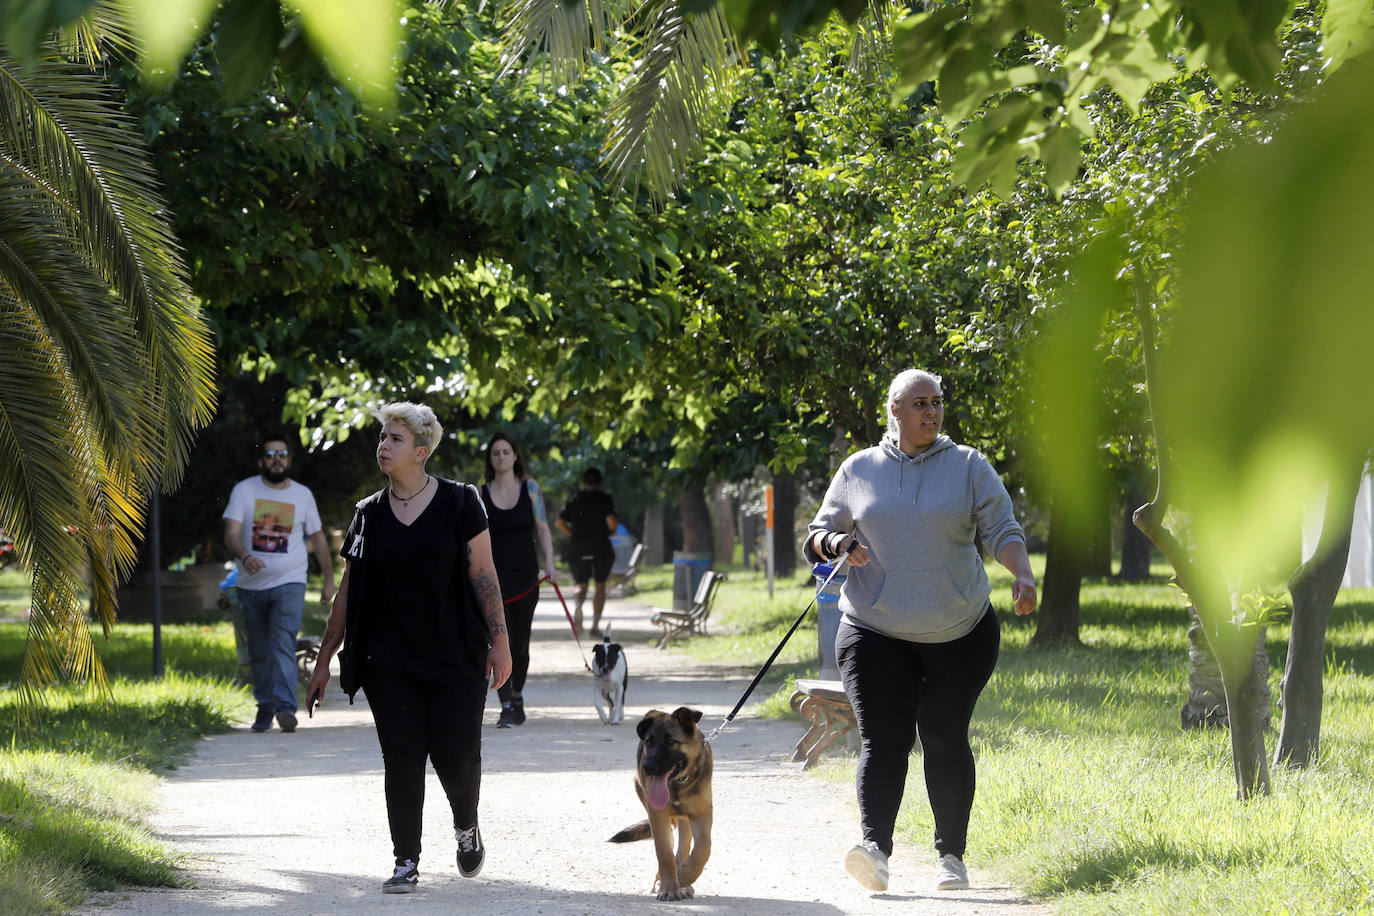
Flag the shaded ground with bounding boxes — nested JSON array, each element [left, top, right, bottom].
[[77, 591, 1052, 915]]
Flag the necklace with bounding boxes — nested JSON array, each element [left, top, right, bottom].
[[391, 475, 431, 507]]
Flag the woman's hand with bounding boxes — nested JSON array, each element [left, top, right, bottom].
[[1011, 574, 1037, 616], [486, 640, 513, 690], [306, 665, 330, 715], [839, 535, 870, 567], [544, 566, 558, 584]]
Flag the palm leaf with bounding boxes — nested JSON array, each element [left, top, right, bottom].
[[601, 2, 740, 202], [0, 44, 216, 708], [494, 0, 628, 84]]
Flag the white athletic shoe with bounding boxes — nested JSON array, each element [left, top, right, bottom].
[[845, 841, 889, 892], [934, 853, 969, 890]]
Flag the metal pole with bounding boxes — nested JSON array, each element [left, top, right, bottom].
[[765, 484, 775, 599], [150, 484, 164, 678]]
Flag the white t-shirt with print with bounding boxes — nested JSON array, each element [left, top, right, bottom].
[[222, 476, 323, 591]]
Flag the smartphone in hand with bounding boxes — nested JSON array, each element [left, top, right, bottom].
[[307, 686, 322, 718]]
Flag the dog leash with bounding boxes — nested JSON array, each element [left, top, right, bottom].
[[703, 541, 857, 744], [544, 575, 593, 673]]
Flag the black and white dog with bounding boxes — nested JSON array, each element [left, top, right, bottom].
[[592, 631, 628, 725]]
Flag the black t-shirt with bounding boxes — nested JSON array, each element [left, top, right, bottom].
[[342, 480, 490, 681], [481, 480, 539, 595], [559, 488, 615, 556]]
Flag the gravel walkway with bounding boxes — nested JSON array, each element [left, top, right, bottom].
[[77, 592, 1052, 915]]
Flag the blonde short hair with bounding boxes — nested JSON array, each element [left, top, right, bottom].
[[885, 369, 943, 439], [373, 402, 443, 454]]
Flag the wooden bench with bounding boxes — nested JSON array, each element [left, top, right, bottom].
[[650, 570, 726, 648], [789, 678, 857, 769], [609, 542, 645, 598]]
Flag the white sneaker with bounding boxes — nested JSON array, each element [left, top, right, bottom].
[[845, 841, 889, 892], [934, 853, 969, 890]]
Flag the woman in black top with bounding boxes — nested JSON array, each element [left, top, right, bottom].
[[480, 432, 557, 728], [308, 402, 512, 895]]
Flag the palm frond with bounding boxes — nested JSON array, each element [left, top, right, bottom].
[[0, 44, 216, 708], [601, 2, 740, 202], [54, 0, 138, 68], [0, 49, 216, 486], [495, 0, 627, 84], [848, 0, 902, 78]]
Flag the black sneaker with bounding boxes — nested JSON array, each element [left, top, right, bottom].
[[382, 859, 418, 893], [496, 703, 516, 728], [276, 709, 297, 733], [510, 699, 526, 726], [456, 823, 484, 877], [251, 707, 273, 732]]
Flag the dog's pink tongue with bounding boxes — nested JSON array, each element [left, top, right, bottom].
[[646, 773, 672, 810]]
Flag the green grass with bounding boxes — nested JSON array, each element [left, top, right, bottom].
[[0, 583, 252, 914], [656, 557, 1374, 915]]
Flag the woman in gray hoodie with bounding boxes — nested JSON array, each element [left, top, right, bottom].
[[805, 369, 1036, 895]]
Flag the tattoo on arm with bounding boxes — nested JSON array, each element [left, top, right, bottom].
[[472, 570, 507, 636], [319, 625, 344, 659], [530, 480, 548, 524]]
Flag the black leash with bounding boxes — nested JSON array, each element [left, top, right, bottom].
[[704, 541, 855, 744]]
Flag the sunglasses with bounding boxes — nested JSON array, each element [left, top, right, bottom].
[[263, 449, 291, 458]]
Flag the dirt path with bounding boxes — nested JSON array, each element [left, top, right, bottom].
[[78, 592, 1052, 915]]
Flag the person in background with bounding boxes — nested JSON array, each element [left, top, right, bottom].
[[805, 369, 1036, 895], [556, 467, 617, 635], [480, 432, 557, 728], [223, 432, 335, 733], [306, 402, 513, 894]]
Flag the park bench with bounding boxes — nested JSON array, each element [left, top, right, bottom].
[[650, 569, 726, 648], [609, 542, 646, 598], [789, 678, 857, 769]]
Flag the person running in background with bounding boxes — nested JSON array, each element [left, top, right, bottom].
[[480, 432, 557, 728], [555, 467, 616, 635]]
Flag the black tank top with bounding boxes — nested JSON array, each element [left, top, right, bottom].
[[481, 480, 539, 596]]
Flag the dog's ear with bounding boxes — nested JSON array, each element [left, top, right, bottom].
[[637, 711, 661, 740], [672, 706, 703, 729]]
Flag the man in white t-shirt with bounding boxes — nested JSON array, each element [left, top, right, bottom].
[[223, 434, 336, 733]]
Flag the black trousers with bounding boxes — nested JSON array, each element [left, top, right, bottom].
[[497, 586, 539, 703], [836, 606, 1000, 859], [363, 666, 486, 866]]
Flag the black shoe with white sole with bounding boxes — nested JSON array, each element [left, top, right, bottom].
[[456, 822, 484, 877], [382, 859, 418, 893]]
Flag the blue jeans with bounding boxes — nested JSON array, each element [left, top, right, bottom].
[[238, 582, 306, 713]]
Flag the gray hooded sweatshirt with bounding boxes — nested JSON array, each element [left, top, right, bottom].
[[805, 435, 1025, 643]]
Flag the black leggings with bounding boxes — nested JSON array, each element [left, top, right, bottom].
[[497, 586, 538, 703], [362, 667, 486, 866], [835, 607, 1000, 859]]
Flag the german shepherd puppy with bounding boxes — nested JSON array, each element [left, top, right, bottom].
[[609, 707, 713, 900]]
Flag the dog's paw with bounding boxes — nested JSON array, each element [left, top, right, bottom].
[[656, 885, 693, 901]]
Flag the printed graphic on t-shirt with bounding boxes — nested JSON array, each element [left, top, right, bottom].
[[251, 499, 295, 554]]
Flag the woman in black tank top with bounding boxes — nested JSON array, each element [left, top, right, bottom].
[[480, 433, 557, 727]]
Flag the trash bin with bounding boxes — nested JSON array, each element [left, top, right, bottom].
[[812, 562, 847, 678], [672, 551, 711, 611], [611, 523, 635, 576]]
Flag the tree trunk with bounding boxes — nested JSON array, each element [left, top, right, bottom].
[[1275, 466, 1360, 768], [773, 472, 797, 578], [679, 484, 712, 558], [1181, 604, 1228, 729], [1032, 494, 1084, 646], [711, 480, 735, 566], [1220, 626, 1273, 799], [1118, 484, 1153, 580], [642, 503, 665, 566]]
